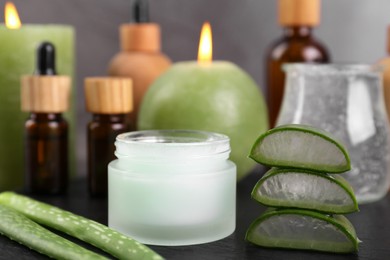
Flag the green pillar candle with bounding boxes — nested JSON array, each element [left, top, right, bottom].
[[139, 23, 268, 180], [138, 61, 269, 180], [0, 25, 74, 190]]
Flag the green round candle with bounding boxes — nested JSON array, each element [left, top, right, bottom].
[[138, 61, 269, 180], [0, 25, 74, 190]]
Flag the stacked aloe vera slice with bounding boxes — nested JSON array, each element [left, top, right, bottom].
[[246, 124, 360, 253]]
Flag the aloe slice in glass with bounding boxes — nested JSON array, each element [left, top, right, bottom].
[[252, 168, 358, 214], [246, 208, 360, 253], [250, 124, 351, 173]]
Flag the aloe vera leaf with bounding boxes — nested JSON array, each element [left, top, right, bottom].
[[0, 192, 164, 260], [0, 204, 107, 260]]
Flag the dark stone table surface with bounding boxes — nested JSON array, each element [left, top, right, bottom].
[[0, 169, 389, 260]]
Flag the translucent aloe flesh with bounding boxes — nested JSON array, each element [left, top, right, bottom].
[[250, 124, 351, 173], [252, 168, 358, 214], [246, 208, 359, 253]]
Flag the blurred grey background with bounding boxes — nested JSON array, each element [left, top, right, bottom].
[[2, 0, 389, 175]]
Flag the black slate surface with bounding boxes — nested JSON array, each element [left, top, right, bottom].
[[0, 169, 389, 260]]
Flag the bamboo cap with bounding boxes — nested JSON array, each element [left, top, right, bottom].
[[84, 77, 133, 114], [278, 0, 320, 26], [120, 23, 161, 52], [21, 75, 71, 113]]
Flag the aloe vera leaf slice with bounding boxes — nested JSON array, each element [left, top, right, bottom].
[[246, 208, 360, 253], [250, 124, 351, 173], [252, 168, 358, 214]]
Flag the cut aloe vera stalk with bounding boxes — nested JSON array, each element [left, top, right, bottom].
[[252, 168, 358, 214], [246, 208, 359, 253], [250, 124, 351, 173], [0, 204, 107, 260]]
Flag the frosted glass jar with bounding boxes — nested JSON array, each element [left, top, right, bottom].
[[278, 64, 390, 203], [108, 130, 236, 246]]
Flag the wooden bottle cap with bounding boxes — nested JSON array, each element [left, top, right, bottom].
[[120, 23, 161, 52], [278, 0, 320, 27], [21, 76, 71, 113], [84, 77, 133, 114]]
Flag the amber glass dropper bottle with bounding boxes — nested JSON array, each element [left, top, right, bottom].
[[21, 42, 71, 194], [266, 0, 330, 127], [379, 26, 390, 123], [108, 0, 171, 130], [85, 77, 133, 197]]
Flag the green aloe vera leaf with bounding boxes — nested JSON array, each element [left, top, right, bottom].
[[0, 192, 164, 260], [0, 204, 107, 260]]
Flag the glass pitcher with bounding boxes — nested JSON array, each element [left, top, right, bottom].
[[278, 64, 390, 203]]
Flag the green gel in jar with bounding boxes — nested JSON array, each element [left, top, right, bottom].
[[108, 130, 236, 246]]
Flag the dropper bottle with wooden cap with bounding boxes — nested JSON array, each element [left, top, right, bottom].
[[108, 0, 171, 130], [85, 77, 133, 197], [21, 42, 71, 195], [266, 0, 330, 127]]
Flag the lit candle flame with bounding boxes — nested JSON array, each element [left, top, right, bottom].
[[5, 2, 21, 29], [197, 22, 212, 64]]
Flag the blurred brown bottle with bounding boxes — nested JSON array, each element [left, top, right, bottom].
[[266, 0, 330, 127], [379, 26, 390, 123], [24, 113, 69, 194], [108, 0, 171, 130], [22, 42, 71, 195], [85, 78, 133, 197]]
